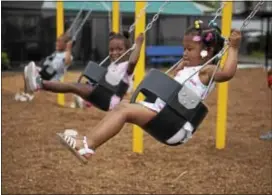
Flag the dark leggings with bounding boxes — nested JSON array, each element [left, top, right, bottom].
[[41, 80, 94, 101]]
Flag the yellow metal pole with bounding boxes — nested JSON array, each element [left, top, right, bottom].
[[112, 1, 120, 33], [56, 1, 65, 106], [216, 1, 233, 149], [132, 1, 146, 154]]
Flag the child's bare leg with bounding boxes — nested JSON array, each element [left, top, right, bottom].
[[42, 80, 93, 100], [80, 101, 157, 150]]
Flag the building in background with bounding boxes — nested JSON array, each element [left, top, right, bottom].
[[2, 1, 271, 68], [1, 1, 213, 67]]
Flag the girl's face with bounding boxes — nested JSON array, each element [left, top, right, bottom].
[[109, 38, 128, 62], [55, 36, 66, 51], [182, 35, 203, 67], [182, 34, 214, 67]]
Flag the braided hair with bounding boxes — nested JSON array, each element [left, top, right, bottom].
[[185, 20, 225, 62], [109, 31, 132, 49]]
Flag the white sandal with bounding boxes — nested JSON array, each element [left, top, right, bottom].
[[56, 130, 94, 164]]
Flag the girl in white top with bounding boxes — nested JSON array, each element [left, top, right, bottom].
[[15, 34, 73, 102], [25, 31, 144, 110], [54, 20, 242, 163]]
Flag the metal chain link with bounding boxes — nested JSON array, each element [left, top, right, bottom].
[[208, 2, 226, 25], [129, 3, 150, 33], [144, 0, 170, 33], [240, 0, 265, 31], [67, 2, 87, 34], [100, 1, 112, 32], [73, 8, 93, 40], [201, 59, 221, 99]]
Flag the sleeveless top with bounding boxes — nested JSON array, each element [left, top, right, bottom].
[[43, 51, 73, 81], [107, 61, 134, 86]]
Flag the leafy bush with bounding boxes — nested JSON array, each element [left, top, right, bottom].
[[1, 52, 11, 70]]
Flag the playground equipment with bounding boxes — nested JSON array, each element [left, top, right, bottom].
[[130, 0, 264, 150], [56, 2, 93, 106], [75, 2, 166, 112]]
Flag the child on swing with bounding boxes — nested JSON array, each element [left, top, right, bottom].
[[25, 31, 144, 110], [15, 33, 73, 102], [57, 20, 241, 164]]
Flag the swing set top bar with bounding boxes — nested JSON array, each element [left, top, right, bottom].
[[63, 1, 204, 16]]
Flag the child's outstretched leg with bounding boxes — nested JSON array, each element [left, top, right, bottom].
[[57, 102, 157, 163], [25, 62, 93, 100], [15, 62, 35, 102]]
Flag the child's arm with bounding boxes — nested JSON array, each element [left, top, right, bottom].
[[172, 60, 190, 76], [127, 33, 144, 75], [211, 29, 242, 82], [64, 41, 73, 66]]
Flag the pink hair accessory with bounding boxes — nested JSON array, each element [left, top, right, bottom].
[[205, 32, 213, 41], [192, 35, 201, 42]]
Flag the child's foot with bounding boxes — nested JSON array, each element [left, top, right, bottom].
[[23, 93, 35, 101], [15, 92, 27, 102], [15, 92, 23, 101], [74, 95, 84, 108], [15, 92, 35, 102], [25, 62, 42, 92], [56, 130, 94, 164]]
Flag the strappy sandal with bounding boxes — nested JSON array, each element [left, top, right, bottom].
[[56, 130, 94, 164]]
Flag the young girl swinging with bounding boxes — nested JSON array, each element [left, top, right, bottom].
[[57, 20, 242, 164], [15, 33, 73, 102], [25, 32, 144, 110]]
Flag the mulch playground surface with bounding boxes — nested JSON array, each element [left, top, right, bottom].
[[2, 68, 271, 194]]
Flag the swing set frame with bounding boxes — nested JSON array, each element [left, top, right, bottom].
[[55, 0, 264, 152]]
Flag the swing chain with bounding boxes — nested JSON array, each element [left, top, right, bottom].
[[100, 2, 112, 32], [201, 59, 221, 99], [144, 0, 170, 33], [240, 0, 265, 31], [67, 2, 87, 34], [73, 9, 93, 40], [129, 3, 150, 33], [209, 2, 226, 25]]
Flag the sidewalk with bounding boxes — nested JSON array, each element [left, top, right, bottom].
[[238, 55, 265, 65]]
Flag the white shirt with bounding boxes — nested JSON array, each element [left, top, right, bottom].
[[107, 61, 134, 86], [43, 51, 73, 81]]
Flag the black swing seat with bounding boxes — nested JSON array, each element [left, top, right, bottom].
[[39, 53, 57, 80], [130, 68, 208, 146], [39, 65, 57, 81], [81, 61, 129, 111]]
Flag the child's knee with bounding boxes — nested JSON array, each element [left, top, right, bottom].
[[111, 102, 133, 119], [112, 101, 128, 112]]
